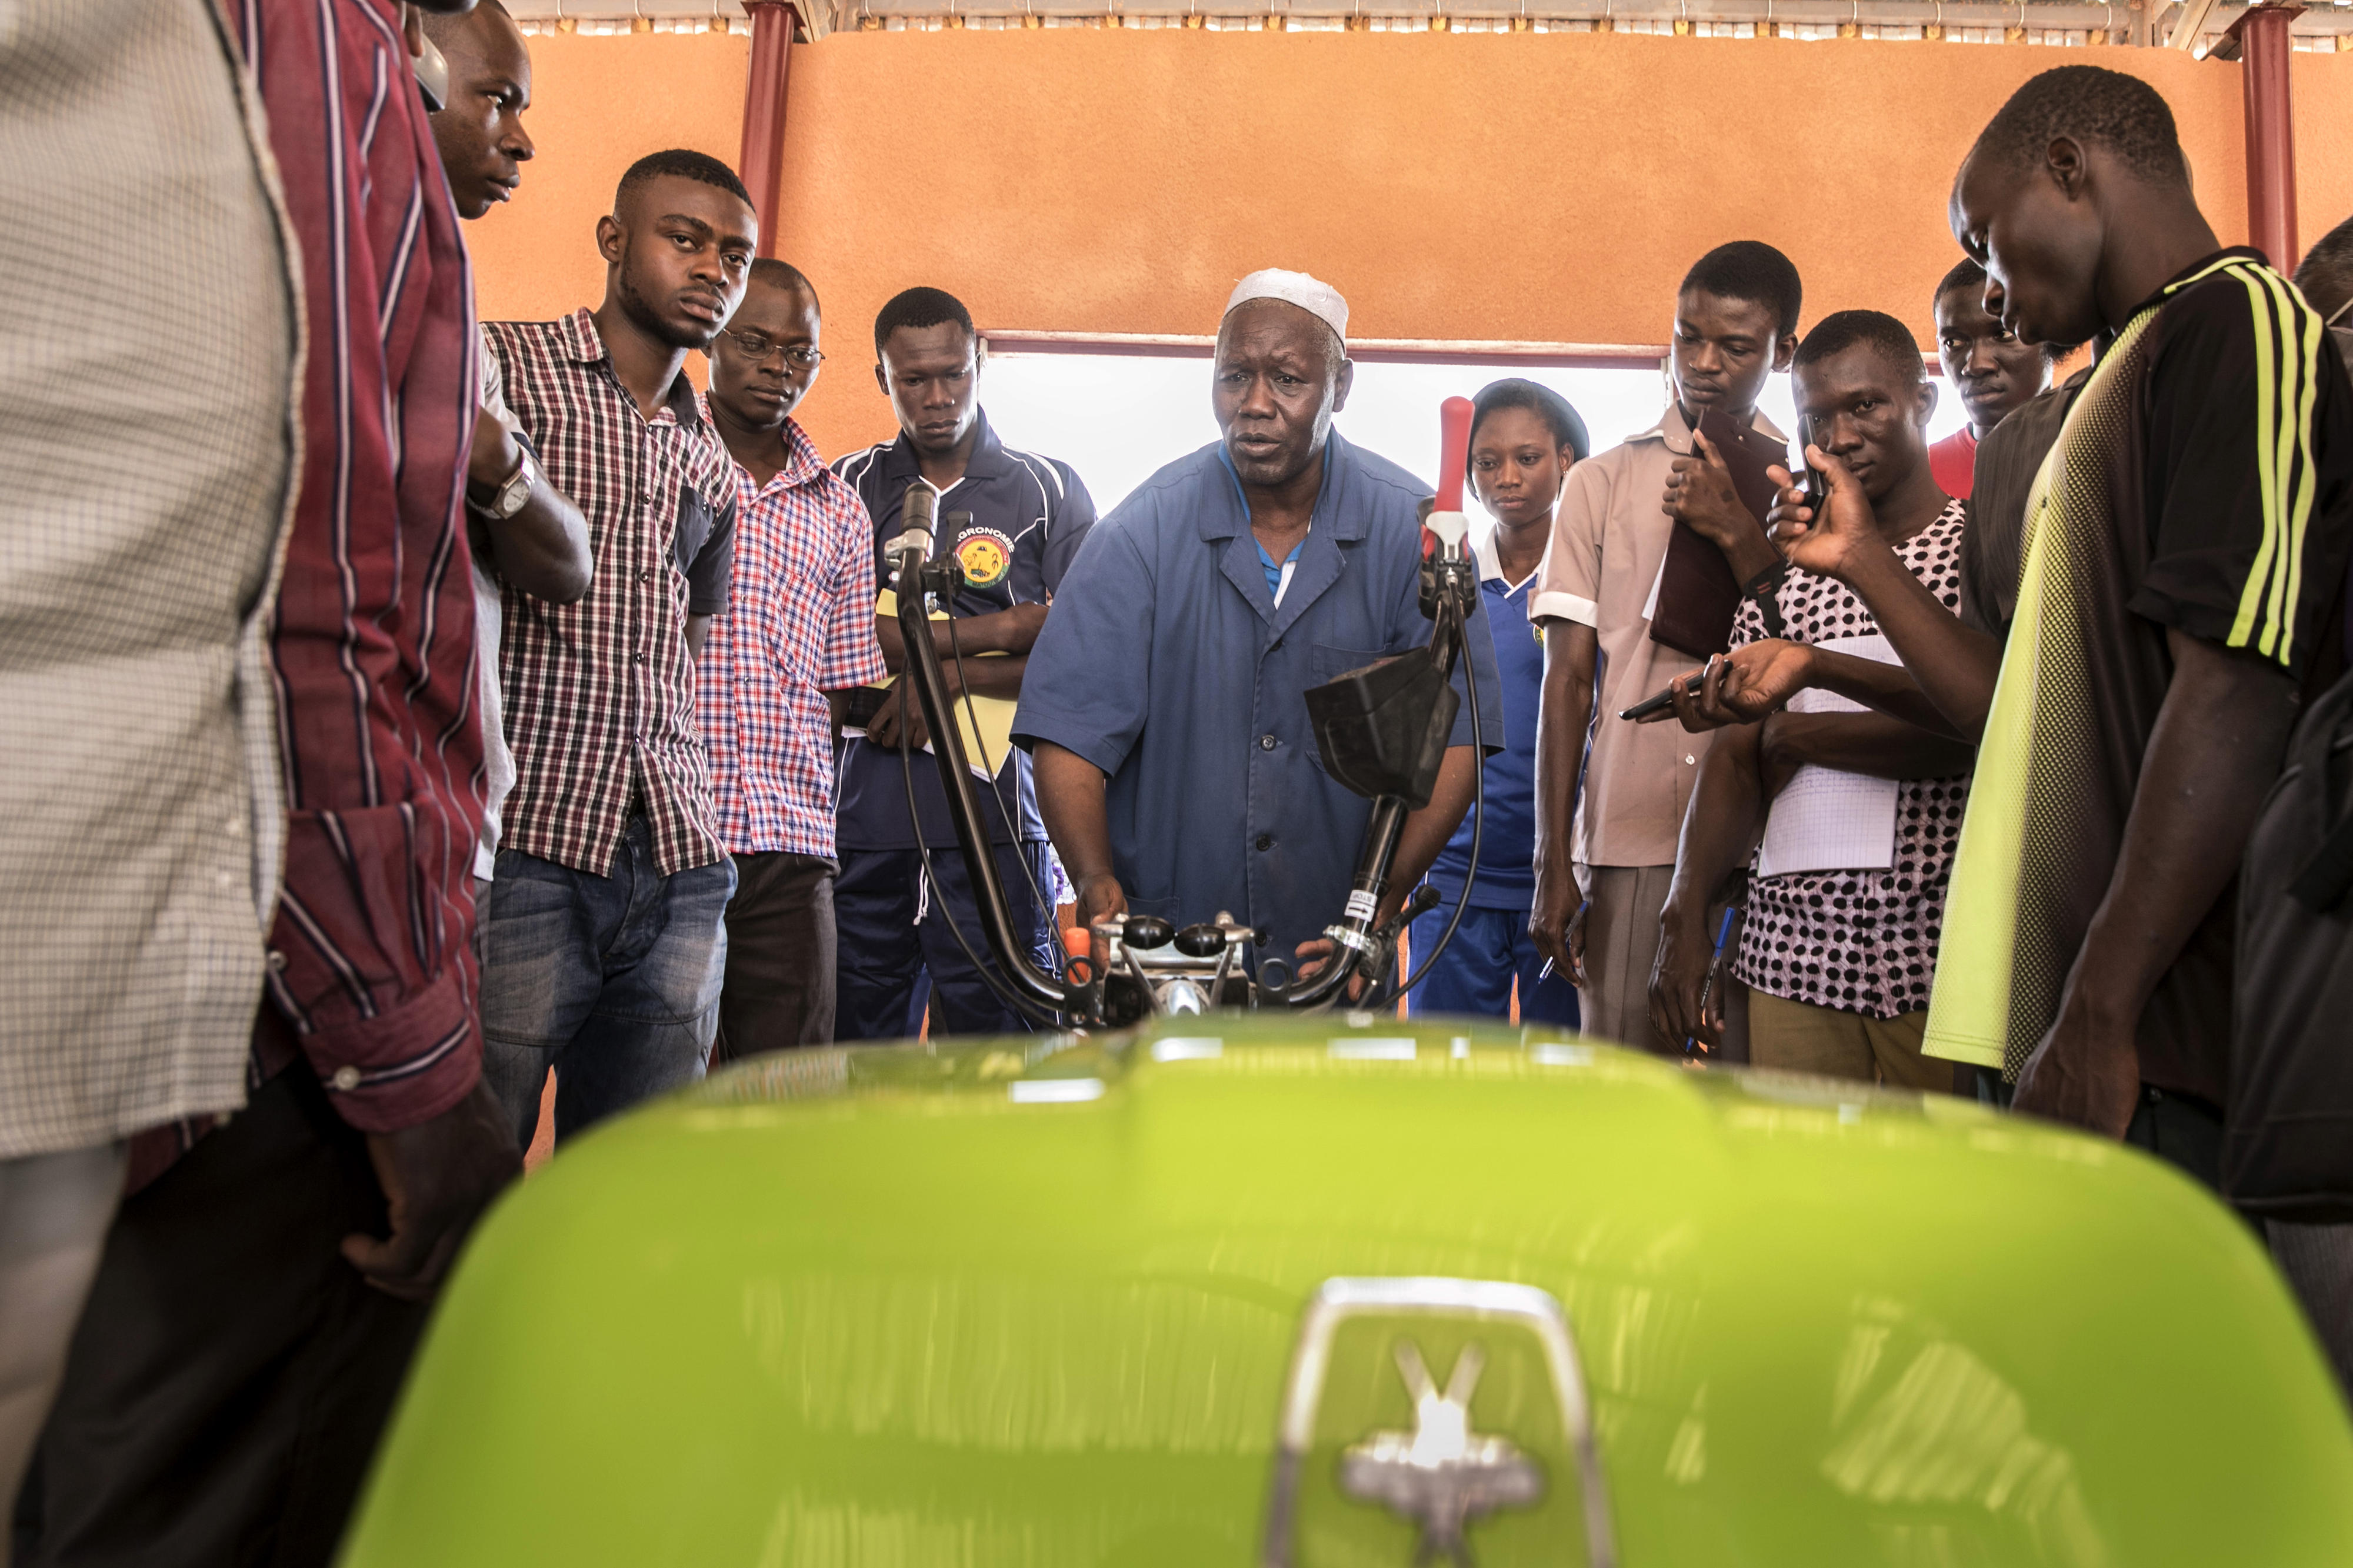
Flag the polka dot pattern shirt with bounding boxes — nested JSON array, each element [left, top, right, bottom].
[[1730, 501, 1972, 1019]]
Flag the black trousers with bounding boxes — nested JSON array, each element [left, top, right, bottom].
[[832, 842, 1056, 1042], [2126, 1083, 2225, 1190], [13, 1069, 426, 1568], [712, 849, 838, 1063]]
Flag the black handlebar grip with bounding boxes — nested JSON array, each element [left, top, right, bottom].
[[1173, 922, 1226, 958], [1122, 915, 1175, 950]]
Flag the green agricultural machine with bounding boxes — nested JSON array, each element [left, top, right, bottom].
[[342, 446, 2353, 1563], [340, 1017, 2353, 1566]]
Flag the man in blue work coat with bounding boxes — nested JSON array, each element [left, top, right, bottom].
[[1013, 270, 1505, 976]]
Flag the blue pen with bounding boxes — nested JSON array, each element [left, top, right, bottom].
[[1687, 904, 1739, 1056]]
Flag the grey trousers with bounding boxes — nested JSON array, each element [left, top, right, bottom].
[[1575, 863, 1674, 1056], [0, 1145, 124, 1564], [2270, 1220, 2353, 1406]]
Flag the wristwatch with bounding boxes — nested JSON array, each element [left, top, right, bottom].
[[472, 451, 533, 520]]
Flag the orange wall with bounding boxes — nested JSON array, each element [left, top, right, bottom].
[[466, 31, 2353, 461]]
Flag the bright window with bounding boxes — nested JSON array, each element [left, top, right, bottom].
[[978, 348, 1974, 519]]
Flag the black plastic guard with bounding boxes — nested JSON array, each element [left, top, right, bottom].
[[1303, 653, 1458, 809]]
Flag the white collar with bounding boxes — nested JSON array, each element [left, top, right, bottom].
[[1472, 526, 1540, 592]]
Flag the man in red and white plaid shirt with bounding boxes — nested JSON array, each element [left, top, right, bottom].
[[698, 261, 887, 1053]]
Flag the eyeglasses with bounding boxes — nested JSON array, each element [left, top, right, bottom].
[[721, 329, 824, 369]]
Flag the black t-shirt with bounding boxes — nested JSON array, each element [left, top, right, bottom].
[[1925, 251, 2353, 1100], [1958, 368, 2086, 638]]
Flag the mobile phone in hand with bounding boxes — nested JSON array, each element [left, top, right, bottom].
[[1619, 671, 1705, 722], [1801, 461, 1830, 516]]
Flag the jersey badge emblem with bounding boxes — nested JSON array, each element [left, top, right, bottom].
[[954, 526, 1015, 588]]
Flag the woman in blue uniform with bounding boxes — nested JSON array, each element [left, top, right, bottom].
[[1408, 381, 1587, 1025]]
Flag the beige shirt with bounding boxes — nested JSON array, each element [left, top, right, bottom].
[[1528, 402, 1789, 868], [0, 0, 298, 1156]]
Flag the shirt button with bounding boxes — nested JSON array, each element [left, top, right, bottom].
[[633, 652, 645, 663], [1259, 733, 1277, 751], [1255, 833, 1274, 852], [1685, 754, 1697, 765], [639, 570, 652, 583], [331, 1065, 362, 1092], [266, 949, 288, 972]]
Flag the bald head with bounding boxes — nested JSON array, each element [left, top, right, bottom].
[[422, 0, 516, 52], [424, 0, 534, 220]]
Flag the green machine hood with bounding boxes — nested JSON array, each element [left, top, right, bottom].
[[341, 1017, 2353, 1566]]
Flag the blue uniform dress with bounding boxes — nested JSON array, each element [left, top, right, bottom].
[[1406, 536, 1580, 1026], [832, 413, 1096, 1039], [1013, 432, 1505, 966]]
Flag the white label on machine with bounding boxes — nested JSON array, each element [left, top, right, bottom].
[[1755, 634, 1901, 880], [1345, 889, 1379, 922]]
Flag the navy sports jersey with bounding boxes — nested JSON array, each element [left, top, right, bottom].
[[833, 411, 1096, 849]]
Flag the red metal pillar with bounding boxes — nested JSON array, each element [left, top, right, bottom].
[[2235, 4, 2302, 271], [738, 1, 796, 258]]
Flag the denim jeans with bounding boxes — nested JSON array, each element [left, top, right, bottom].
[[476, 815, 735, 1149]]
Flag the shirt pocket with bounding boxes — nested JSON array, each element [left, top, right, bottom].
[[762, 573, 819, 686], [1302, 644, 1392, 780], [1308, 643, 1391, 685]]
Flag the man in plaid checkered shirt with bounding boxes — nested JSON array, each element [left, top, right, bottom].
[[698, 260, 888, 1052], [476, 150, 752, 1149]]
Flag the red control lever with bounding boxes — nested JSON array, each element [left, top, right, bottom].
[[1435, 395, 1475, 513]]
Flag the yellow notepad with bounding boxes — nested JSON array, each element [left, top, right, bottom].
[[866, 589, 1016, 782]]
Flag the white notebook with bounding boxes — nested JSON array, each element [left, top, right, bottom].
[[1755, 634, 1901, 880]]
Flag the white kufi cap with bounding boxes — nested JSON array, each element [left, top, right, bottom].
[[1224, 268, 1348, 345]]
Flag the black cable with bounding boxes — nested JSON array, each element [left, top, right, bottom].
[[943, 610, 1069, 968], [1394, 595, 1484, 1000], [895, 638, 1065, 1031]]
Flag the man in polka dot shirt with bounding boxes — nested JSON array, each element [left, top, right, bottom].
[[1648, 312, 1975, 1089]]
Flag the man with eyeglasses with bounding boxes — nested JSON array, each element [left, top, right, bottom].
[[696, 261, 885, 1053], [832, 287, 1096, 1040]]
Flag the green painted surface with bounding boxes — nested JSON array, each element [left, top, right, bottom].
[[341, 1017, 2353, 1566]]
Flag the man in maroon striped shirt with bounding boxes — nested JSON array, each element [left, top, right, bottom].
[[476, 150, 752, 1148], [18, 4, 520, 1564]]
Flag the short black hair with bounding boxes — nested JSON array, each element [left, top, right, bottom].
[[874, 286, 975, 359], [748, 257, 818, 313], [1679, 241, 1803, 341], [1934, 256, 1988, 311], [614, 148, 751, 212], [1469, 379, 1590, 469], [2296, 212, 2353, 322], [1793, 309, 1925, 386], [1974, 65, 2188, 188], [1932, 256, 2071, 366]]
